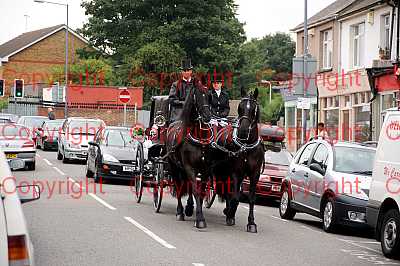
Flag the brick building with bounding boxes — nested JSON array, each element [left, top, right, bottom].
[[0, 24, 90, 96]]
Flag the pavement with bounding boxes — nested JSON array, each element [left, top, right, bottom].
[[12, 150, 400, 266]]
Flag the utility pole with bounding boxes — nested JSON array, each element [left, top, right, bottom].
[[24, 15, 30, 32], [302, 0, 308, 144]]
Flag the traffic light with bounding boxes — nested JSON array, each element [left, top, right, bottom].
[[0, 79, 4, 97], [14, 79, 24, 98]]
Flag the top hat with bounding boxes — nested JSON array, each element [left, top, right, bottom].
[[211, 66, 224, 83], [180, 58, 193, 70]]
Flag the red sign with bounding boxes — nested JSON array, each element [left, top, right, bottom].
[[119, 89, 131, 104]]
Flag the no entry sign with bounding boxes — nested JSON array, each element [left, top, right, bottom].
[[119, 89, 131, 104]]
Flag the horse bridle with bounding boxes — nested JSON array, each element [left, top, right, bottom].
[[234, 97, 259, 142]]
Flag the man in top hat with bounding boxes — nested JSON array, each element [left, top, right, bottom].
[[169, 59, 196, 122], [208, 74, 230, 119]]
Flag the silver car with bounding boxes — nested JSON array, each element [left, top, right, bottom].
[[0, 124, 37, 170], [279, 140, 376, 232], [58, 117, 105, 163], [0, 151, 40, 266]]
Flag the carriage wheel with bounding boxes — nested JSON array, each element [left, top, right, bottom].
[[205, 176, 217, 209], [135, 143, 144, 203], [153, 162, 164, 213]]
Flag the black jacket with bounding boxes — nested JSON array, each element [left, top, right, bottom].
[[168, 79, 196, 122], [208, 89, 230, 118]]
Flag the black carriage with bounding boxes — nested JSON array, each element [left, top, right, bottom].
[[135, 96, 171, 212]]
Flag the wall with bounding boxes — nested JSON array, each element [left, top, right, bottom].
[[1, 29, 89, 95], [340, 5, 394, 72]]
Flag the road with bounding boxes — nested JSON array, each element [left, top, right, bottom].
[[12, 150, 400, 266]]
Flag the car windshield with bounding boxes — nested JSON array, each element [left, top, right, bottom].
[[68, 120, 103, 135], [0, 125, 30, 137], [334, 146, 376, 175], [23, 117, 48, 128], [106, 129, 135, 147], [264, 150, 292, 166], [44, 121, 63, 131]]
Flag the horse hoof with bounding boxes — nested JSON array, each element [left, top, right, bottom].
[[185, 205, 194, 217], [194, 220, 207, 229], [226, 217, 235, 226], [246, 224, 257, 233], [223, 208, 228, 216], [176, 214, 185, 221]]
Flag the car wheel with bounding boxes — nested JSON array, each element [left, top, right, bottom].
[[57, 149, 63, 160], [62, 148, 69, 163], [85, 160, 94, 178], [380, 209, 400, 259], [279, 186, 296, 220], [322, 197, 337, 233]]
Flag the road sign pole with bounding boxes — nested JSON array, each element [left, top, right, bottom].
[[124, 104, 127, 127], [302, 0, 308, 145]]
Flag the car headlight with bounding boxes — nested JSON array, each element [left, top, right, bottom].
[[102, 154, 119, 163]]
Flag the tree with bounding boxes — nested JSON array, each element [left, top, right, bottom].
[[80, 0, 246, 84], [50, 58, 114, 86]]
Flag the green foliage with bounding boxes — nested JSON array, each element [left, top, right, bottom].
[[251, 86, 283, 124], [51, 58, 113, 86], [0, 98, 8, 111]]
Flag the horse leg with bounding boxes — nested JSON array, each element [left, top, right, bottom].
[[226, 175, 240, 226], [246, 172, 260, 233], [175, 180, 185, 221], [188, 170, 206, 229], [185, 185, 194, 217]]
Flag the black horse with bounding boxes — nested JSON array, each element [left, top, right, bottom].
[[211, 87, 264, 233], [166, 81, 213, 228]]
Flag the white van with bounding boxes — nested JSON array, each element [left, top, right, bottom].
[[367, 108, 400, 259]]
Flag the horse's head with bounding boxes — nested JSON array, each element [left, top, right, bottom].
[[182, 80, 211, 125], [237, 87, 260, 141]]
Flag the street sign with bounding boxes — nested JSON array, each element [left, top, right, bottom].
[[297, 97, 311, 110], [119, 89, 131, 104], [292, 57, 318, 97]]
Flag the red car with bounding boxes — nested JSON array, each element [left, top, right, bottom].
[[242, 146, 292, 199]]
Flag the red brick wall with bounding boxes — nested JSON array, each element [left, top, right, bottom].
[[0, 29, 89, 95]]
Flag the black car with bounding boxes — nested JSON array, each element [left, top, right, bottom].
[[85, 127, 142, 183], [35, 120, 64, 151]]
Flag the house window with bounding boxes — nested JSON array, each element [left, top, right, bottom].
[[322, 29, 333, 69], [382, 14, 391, 52], [351, 23, 365, 68]]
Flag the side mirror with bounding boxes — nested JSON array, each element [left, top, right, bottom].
[[17, 185, 41, 204], [310, 163, 325, 176], [88, 141, 99, 147]]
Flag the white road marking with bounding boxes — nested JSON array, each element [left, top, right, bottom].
[[338, 238, 380, 253], [53, 167, 65, 176], [192, 263, 205, 266], [124, 216, 176, 249], [270, 215, 288, 222], [43, 159, 53, 166], [68, 177, 83, 190], [241, 206, 256, 211], [89, 193, 116, 211], [36, 153, 41, 158], [300, 225, 322, 234]]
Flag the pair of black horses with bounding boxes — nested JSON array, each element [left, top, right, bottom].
[[165, 82, 264, 233]]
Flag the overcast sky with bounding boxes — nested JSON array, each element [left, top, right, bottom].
[[0, 0, 336, 45]]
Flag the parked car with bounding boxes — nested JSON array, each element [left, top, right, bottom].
[[86, 126, 141, 183], [58, 117, 105, 163], [17, 116, 49, 144], [35, 119, 64, 151], [0, 124, 36, 170], [242, 142, 292, 199], [0, 113, 19, 123], [367, 109, 400, 259], [0, 150, 40, 266], [279, 139, 376, 232]]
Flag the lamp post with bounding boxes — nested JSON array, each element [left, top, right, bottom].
[[34, 0, 69, 119]]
